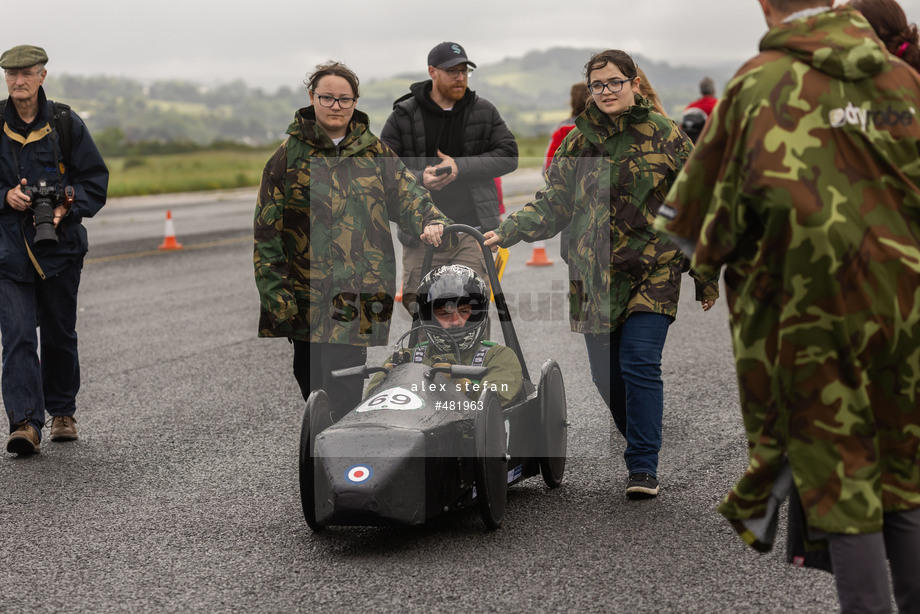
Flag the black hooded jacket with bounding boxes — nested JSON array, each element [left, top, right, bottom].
[[380, 80, 517, 231]]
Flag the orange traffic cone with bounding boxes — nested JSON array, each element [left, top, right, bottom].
[[526, 241, 553, 266], [158, 210, 183, 250]]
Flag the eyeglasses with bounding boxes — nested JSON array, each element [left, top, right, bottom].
[[4, 68, 42, 81], [587, 78, 634, 95], [437, 66, 474, 78], [313, 94, 357, 109]]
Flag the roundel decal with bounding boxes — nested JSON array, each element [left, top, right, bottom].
[[346, 465, 373, 484]]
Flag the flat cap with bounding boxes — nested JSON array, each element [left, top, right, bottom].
[[0, 45, 48, 69]]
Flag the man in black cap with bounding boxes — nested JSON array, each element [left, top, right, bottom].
[[381, 42, 517, 317], [0, 45, 108, 455]]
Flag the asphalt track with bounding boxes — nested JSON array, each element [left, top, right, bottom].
[[0, 168, 840, 613]]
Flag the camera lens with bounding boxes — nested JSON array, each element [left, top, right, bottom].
[[33, 198, 58, 245]]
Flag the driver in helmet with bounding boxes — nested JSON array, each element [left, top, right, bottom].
[[365, 265, 522, 406]]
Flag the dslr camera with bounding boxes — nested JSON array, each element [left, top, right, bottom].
[[22, 180, 74, 246]]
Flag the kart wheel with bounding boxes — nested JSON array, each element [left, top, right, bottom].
[[299, 390, 334, 532], [538, 360, 567, 488], [474, 391, 507, 530]]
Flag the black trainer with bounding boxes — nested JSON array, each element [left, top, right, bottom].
[[626, 472, 659, 499]]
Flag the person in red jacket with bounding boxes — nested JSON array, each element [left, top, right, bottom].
[[686, 77, 717, 115], [544, 83, 590, 171], [546, 84, 589, 263], [680, 77, 718, 143]]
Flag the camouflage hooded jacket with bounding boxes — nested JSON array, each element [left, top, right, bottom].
[[254, 107, 450, 346], [655, 7, 920, 536], [492, 97, 718, 334]]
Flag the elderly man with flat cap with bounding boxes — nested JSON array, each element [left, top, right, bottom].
[[381, 42, 517, 320], [0, 45, 108, 455]]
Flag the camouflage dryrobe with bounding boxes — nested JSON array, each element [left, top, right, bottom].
[[655, 7, 920, 536], [254, 107, 449, 346], [492, 98, 718, 334]]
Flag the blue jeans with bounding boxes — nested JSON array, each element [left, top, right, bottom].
[[584, 312, 672, 476], [0, 260, 82, 439]]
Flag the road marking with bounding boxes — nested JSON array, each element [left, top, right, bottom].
[[86, 236, 249, 264]]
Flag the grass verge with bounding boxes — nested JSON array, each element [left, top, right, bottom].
[[106, 148, 277, 198], [106, 136, 549, 198]]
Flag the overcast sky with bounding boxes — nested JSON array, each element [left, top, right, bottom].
[[19, 0, 920, 91]]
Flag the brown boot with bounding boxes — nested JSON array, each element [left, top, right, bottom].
[[50, 416, 78, 442], [7, 423, 40, 455]]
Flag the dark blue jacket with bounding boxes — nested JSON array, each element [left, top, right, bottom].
[[0, 87, 108, 281]]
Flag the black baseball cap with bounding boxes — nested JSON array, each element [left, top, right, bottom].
[[427, 42, 476, 69]]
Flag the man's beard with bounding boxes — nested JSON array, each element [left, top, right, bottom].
[[435, 79, 466, 103]]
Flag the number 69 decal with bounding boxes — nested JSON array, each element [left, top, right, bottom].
[[355, 387, 425, 412]]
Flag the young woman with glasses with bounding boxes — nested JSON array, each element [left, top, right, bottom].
[[254, 61, 450, 421], [485, 49, 719, 499]]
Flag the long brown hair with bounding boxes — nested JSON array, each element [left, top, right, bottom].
[[569, 82, 590, 117], [850, 0, 920, 72], [636, 67, 666, 116]]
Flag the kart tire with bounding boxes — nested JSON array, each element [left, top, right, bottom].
[[474, 391, 508, 530], [299, 390, 334, 532], [538, 360, 567, 488]]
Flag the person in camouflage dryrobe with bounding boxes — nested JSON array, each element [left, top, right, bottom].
[[654, 3, 920, 611], [485, 49, 719, 500], [254, 62, 450, 420]]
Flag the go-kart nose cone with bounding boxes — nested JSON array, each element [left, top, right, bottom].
[[314, 427, 428, 525]]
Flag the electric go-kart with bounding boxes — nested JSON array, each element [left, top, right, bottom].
[[299, 225, 567, 531]]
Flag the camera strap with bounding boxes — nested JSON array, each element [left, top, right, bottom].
[[18, 218, 47, 280], [50, 102, 72, 174], [50, 129, 64, 190]]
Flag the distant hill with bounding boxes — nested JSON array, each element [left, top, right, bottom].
[[42, 47, 740, 152], [360, 47, 738, 135]]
